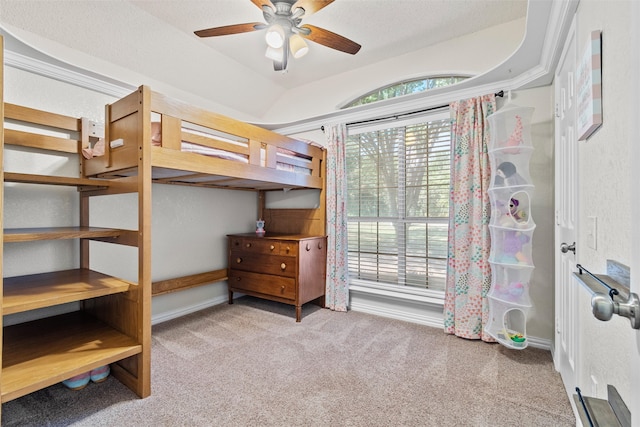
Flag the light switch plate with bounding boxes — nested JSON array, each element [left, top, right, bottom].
[[587, 216, 597, 249]]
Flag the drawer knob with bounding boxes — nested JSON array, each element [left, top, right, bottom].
[[318, 243, 323, 250], [270, 245, 275, 251], [306, 243, 311, 251], [236, 257, 242, 264], [236, 277, 241, 281], [281, 285, 285, 293], [280, 263, 286, 270], [245, 243, 252, 248]]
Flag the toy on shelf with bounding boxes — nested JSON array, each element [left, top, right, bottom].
[[492, 281, 526, 302], [495, 197, 528, 227], [503, 329, 526, 343], [494, 161, 527, 187], [509, 199, 527, 223], [502, 115, 524, 154], [256, 219, 265, 235], [501, 230, 530, 264]]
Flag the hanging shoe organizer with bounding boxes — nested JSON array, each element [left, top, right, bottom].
[[486, 104, 536, 349]]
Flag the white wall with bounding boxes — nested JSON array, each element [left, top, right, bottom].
[[572, 0, 633, 406]]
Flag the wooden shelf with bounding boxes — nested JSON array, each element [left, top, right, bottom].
[[4, 226, 125, 243], [4, 172, 110, 188], [2, 311, 141, 403], [3, 268, 133, 315]]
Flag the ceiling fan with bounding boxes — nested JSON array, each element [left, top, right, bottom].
[[194, 0, 361, 71]]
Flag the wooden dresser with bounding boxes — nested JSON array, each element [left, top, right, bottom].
[[227, 233, 327, 322]]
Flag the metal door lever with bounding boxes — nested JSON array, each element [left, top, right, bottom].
[[592, 292, 640, 329]]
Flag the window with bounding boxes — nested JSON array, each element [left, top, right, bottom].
[[346, 110, 451, 292], [342, 76, 469, 108]]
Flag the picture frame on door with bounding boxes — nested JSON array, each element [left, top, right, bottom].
[[576, 30, 602, 141]]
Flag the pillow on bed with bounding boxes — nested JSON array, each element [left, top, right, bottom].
[[81, 138, 105, 159], [151, 122, 162, 146]]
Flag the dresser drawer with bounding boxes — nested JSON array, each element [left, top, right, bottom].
[[279, 242, 298, 255], [230, 253, 297, 277], [229, 237, 280, 254], [228, 270, 296, 300]]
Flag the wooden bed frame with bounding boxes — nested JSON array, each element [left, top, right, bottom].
[[0, 81, 326, 412], [83, 86, 324, 192], [85, 85, 326, 294]]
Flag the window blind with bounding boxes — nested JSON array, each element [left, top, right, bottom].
[[346, 110, 450, 291]]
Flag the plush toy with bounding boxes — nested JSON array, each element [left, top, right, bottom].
[[497, 198, 527, 227], [500, 230, 530, 264], [503, 115, 524, 154], [508, 198, 527, 223], [494, 281, 525, 301], [494, 161, 527, 187]]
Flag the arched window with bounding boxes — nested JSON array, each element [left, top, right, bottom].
[[342, 76, 470, 109]]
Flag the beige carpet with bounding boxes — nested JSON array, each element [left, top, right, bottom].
[[2, 297, 575, 426]]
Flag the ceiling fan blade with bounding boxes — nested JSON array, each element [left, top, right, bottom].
[[292, 0, 335, 16], [250, 0, 275, 10], [299, 24, 361, 55], [194, 23, 264, 38]]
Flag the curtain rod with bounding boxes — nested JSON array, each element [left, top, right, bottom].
[[321, 90, 504, 132]]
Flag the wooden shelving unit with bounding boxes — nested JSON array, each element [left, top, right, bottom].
[[0, 36, 151, 420]]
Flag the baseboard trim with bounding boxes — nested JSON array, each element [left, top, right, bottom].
[[349, 300, 444, 329], [151, 294, 228, 325], [349, 286, 553, 352]]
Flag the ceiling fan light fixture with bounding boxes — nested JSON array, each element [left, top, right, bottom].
[[265, 24, 285, 48], [289, 33, 308, 59], [265, 45, 284, 62]]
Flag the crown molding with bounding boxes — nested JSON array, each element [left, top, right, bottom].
[[4, 49, 134, 98], [270, 0, 579, 134]]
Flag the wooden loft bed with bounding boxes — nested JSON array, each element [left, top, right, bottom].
[[83, 85, 327, 294], [0, 82, 326, 412], [83, 85, 324, 193]]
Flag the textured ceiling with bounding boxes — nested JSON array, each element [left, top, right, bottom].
[[129, 0, 528, 89]]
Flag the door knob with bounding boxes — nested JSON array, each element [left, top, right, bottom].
[[560, 242, 576, 254]]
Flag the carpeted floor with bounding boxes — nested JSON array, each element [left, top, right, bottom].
[[1, 297, 575, 426]]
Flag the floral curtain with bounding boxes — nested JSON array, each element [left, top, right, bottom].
[[444, 95, 496, 341], [324, 123, 349, 312]]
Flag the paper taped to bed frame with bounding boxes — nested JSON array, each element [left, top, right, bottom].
[[265, 189, 321, 209]]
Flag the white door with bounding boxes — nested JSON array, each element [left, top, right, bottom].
[[554, 17, 579, 409], [631, 2, 640, 425]]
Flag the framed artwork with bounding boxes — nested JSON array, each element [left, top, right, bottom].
[[577, 30, 602, 141]]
